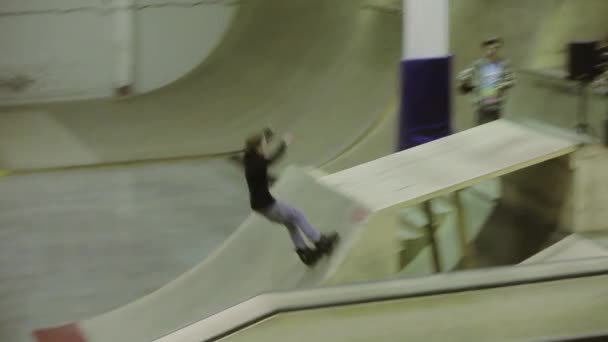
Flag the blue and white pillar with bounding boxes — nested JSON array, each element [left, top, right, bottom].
[[113, 0, 135, 97], [397, 0, 452, 150]]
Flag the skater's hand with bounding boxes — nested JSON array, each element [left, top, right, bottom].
[[262, 126, 275, 141], [282, 133, 293, 146]]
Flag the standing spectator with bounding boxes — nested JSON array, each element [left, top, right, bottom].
[[458, 37, 516, 125]]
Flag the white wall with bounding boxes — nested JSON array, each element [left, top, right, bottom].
[[135, 1, 235, 93], [404, 0, 449, 59], [0, 0, 236, 105], [0, 0, 114, 104]]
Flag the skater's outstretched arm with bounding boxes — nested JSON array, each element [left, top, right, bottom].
[[265, 133, 292, 165], [265, 139, 287, 165]]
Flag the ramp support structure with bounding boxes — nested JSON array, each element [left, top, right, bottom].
[[422, 191, 474, 274], [423, 200, 442, 273], [453, 190, 475, 269]]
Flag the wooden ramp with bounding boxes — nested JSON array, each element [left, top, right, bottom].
[[321, 119, 582, 211]]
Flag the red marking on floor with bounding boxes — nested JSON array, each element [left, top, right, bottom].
[[352, 207, 370, 223], [33, 323, 86, 342]]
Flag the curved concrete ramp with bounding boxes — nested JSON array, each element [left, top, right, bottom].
[[33, 166, 371, 342], [0, 0, 400, 171]]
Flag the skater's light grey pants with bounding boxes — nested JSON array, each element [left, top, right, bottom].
[[259, 201, 321, 249]]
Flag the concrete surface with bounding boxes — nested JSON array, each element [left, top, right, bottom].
[[0, 159, 250, 342], [0, 2, 401, 338], [219, 275, 608, 342], [33, 166, 371, 342], [0, 0, 401, 170]]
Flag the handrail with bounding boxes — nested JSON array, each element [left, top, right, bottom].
[[155, 256, 608, 342], [536, 331, 608, 341]]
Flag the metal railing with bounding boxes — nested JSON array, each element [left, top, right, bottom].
[[155, 256, 608, 341]]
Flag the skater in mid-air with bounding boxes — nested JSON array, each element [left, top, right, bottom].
[[242, 128, 337, 266]]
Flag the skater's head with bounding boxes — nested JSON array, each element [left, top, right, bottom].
[[482, 37, 503, 61], [245, 133, 265, 154]]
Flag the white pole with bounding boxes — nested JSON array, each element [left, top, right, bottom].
[[113, 0, 135, 96], [404, 0, 449, 59], [397, 0, 452, 150]]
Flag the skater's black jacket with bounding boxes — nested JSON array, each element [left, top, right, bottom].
[[243, 141, 287, 210]]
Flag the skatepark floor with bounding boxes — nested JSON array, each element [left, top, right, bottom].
[[0, 159, 251, 341]]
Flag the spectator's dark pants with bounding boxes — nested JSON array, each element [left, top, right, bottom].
[[477, 107, 501, 125]]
